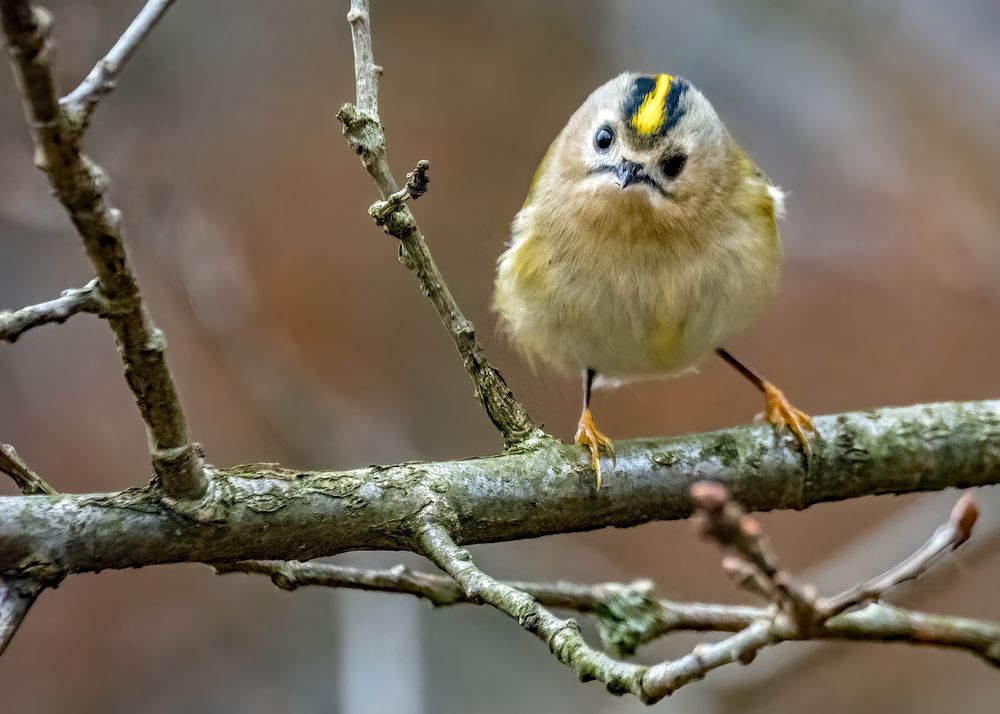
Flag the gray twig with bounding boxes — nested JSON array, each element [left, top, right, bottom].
[[411, 484, 998, 702], [369, 159, 430, 226], [818, 492, 979, 618], [0, 280, 103, 342], [691, 481, 818, 626], [218, 558, 1000, 667], [417, 521, 661, 701], [0, 443, 57, 495], [338, 0, 537, 448], [217, 558, 619, 609], [417, 518, 779, 702], [60, 0, 177, 123], [0, 0, 205, 499]]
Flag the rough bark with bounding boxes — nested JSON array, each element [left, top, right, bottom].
[[1, 400, 998, 577]]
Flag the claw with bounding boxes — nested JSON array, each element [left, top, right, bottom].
[[762, 382, 815, 458], [576, 408, 616, 488]]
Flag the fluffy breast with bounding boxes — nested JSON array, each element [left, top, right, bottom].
[[494, 172, 782, 379]]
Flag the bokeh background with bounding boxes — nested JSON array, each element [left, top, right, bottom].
[[1, 1, 999, 711]]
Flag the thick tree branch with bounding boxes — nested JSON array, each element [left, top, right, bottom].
[[0, 443, 57, 495], [337, 0, 537, 447], [0, 400, 997, 579], [60, 0, 176, 123], [0, 0, 204, 499], [0, 280, 104, 343]]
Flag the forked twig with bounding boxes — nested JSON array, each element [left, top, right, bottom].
[[337, 0, 537, 448]]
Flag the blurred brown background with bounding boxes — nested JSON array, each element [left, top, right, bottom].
[[1, 0, 999, 711]]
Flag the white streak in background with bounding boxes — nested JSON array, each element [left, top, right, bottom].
[[336, 553, 426, 714], [159, 204, 424, 714]]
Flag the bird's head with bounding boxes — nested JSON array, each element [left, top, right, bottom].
[[549, 73, 733, 213]]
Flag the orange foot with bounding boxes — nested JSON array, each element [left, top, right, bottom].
[[576, 408, 616, 489], [762, 382, 815, 458]]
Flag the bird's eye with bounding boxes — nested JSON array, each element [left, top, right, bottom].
[[660, 153, 687, 179], [594, 125, 614, 151]]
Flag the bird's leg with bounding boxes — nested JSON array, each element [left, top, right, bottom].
[[716, 348, 815, 457], [575, 368, 615, 488]]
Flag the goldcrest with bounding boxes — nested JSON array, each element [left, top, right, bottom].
[[494, 72, 813, 487]]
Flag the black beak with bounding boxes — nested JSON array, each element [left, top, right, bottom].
[[615, 160, 645, 189]]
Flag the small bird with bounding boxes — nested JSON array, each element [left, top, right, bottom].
[[494, 72, 813, 487]]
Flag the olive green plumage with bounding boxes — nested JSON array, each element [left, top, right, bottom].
[[494, 72, 783, 383]]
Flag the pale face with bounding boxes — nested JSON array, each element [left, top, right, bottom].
[[557, 73, 732, 216]]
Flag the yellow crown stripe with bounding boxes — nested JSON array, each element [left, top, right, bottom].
[[631, 73, 673, 135]]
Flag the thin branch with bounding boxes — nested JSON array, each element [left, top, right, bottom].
[[218, 559, 467, 604], [415, 483, 997, 701], [337, 0, 537, 448], [0, 577, 42, 655], [217, 558, 620, 609], [691, 481, 817, 625], [0, 280, 103, 342], [597, 584, 1000, 665], [0, 443, 57, 495], [818, 492, 979, 618], [369, 159, 430, 225], [417, 521, 661, 701], [414, 523, 802, 701], [0, 0, 205, 499], [60, 0, 177, 122], [218, 558, 1000, 667], [683, 483, 998, 666], [0, 401, 999, 574], [643, 619, 780, 692]]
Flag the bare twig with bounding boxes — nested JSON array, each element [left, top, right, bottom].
[[219, 558, 1000, 667], [338, 0, 537, 448], [417, 521, 661, 701], [60, 0, 177, 122], [218, 558, 625, 609], [686, 483, 994, 663], [818, 492, 979, 618], [0, 0, 205, 499], [369, 159, 430, 225], [218, 559, 467, 604], [644, 618, 780, 690], [411, 523, 784, 701], [720, 555, 778, 601], [0, 577, 42, 655], [598, 582, 1000, 665], [0, 280, 103, 342], [414, 488, 1000, 702], [0, 443, 57, 495], [691, 481, 817, 625]]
